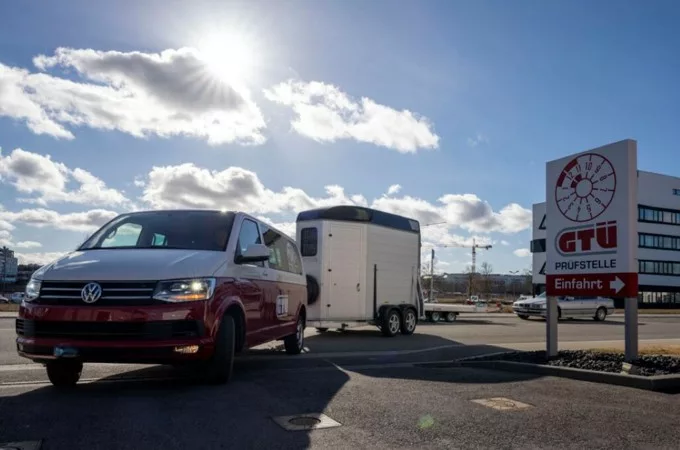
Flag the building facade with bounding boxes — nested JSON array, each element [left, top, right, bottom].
[[531, 170, 680, 308], [0, 246, 19, 284]]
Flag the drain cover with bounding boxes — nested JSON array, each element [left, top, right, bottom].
[[272, 413, 342, 431], [288, 417, 322, 427], [471, 397, 532, 411], [0, 442, 42, 450]]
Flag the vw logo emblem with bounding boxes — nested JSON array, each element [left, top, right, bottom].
[[81, 282, 102, 304]]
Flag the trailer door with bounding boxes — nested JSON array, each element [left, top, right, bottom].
[[326, 223, 365, 320]]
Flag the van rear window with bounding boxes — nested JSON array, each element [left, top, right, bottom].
[[300, 228, 317, 257]]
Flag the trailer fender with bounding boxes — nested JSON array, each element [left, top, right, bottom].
[[306, 274, 320, 305]]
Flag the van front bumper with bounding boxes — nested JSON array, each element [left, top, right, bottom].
[[16, 302, 216, 364]]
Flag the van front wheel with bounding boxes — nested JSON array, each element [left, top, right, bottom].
[[46, 361, 82, 388], [205, 315, 235, 384]]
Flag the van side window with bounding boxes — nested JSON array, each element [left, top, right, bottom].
[[300, 227, 317, 257], [260, 224, 288, 272], [234, 219, 264, 267], [285, 240, 303, 275]]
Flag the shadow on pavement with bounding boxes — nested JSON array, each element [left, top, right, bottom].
[[427, 319, 516, 326], [0, 337, 540, 449]]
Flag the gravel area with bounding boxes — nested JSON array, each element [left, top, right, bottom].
[[481, 350, 680, 376]]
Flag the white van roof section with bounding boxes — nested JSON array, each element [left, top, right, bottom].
[[296, 206, 420, 234]]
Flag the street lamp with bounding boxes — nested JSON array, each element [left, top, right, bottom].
[[509, 270, 520, 300]]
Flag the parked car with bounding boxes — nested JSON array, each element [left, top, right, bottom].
[[512, 293, 614, 321], [0, 296, 9, 304], [16, 210, 308, 387]]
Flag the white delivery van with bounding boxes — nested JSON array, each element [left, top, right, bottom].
[[295, 206, 424, 337]]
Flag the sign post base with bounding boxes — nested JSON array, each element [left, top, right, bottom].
[[624, 297, 638, 362], [546, 296, 558, 357]]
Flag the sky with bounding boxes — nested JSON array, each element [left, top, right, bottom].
[[1, 0, 680, 273]]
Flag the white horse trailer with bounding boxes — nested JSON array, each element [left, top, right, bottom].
[[295, 206, 424, 337]]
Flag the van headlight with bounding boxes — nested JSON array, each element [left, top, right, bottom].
[[153, 278, 216, 303], [24, 278, 42, 302]]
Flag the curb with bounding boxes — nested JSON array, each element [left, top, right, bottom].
[[457, 360, 680, 392]]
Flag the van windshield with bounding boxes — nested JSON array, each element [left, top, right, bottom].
[[78, 210, 236, 252]]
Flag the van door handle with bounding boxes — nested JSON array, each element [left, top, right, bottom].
[[356, 283, 360, 292]]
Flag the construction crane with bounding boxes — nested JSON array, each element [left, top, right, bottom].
[[425, 238, 493, 300]]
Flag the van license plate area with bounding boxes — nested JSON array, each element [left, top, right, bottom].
[[53, 346, 79, 358]]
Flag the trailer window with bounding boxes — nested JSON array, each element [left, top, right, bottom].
[[300, 227, 317, 257]]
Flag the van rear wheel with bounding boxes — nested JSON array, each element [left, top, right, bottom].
[[381, 309, 401, 337], [284, 315, 305, 355]]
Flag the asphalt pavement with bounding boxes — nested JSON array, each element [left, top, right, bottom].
[[1, 315, 679, 449]]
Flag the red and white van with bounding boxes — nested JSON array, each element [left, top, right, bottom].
[[16, 210, 308, 387]]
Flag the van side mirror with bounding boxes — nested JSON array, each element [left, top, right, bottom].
[[235, 243, 271, 264]]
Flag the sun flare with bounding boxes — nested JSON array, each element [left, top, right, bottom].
[[198, 33, 255, 85]]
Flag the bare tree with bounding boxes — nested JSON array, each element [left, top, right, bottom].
[[464, 265, 479, 297], [479, 262, 494, 297]]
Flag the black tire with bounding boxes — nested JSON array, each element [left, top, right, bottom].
[[205, 314, 236, 384], [430, 311, 441, 323], [445, 312, 457, 323], [316, 327, 328, 333], [381, 309, 401, 337], [517, 314, 529, 320], [306, 275, 320, 305], [594, 307, 607, 322], [400, 308, 417, 335], [284, 315, 305, 355], [46, 360, 82, 388]]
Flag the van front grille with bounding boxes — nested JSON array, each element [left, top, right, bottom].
[[37, 281, 158, 306]]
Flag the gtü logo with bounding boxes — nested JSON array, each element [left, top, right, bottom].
[[556, 221, 617, 256]]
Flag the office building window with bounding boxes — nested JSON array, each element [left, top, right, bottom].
[[638, 205, 680, 225], [530, 238, 546, 253], [639, 259, 680, 276], [638, 291, 680, 305], [638, 233, 680, 251]]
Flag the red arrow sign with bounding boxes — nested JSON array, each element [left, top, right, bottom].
[[546, 272, 638, 297]]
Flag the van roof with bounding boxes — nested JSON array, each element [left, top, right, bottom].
[[296, 205, 420, 234]]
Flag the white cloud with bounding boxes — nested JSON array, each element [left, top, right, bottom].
[[386, 184, 402, 195], [15, 241, 42, 249], [0, 148, 128, 207], [500, 240, 510, 246], [2, 208, 118, 232], [372, 193, 531, 234], [138, 163, 531, 247], [513, 248, 531, 257], [16, 251, 67, 266], [257, 216, 296, 238], [467, 133, 489, 147], [0, 229, 12, 246], [0, 47, 266, 145], [264, 80, 439, 153], [141, 163, 368, 214]]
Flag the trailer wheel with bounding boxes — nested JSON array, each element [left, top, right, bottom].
[[430, 311, 441, 323], [306, 275, 320, 305], [445, 312, 457, 323], [381, 309, 401, 337], [401, 308, 417, 335]]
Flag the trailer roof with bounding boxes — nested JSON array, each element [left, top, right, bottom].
[[296, 206, 420, 233]]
